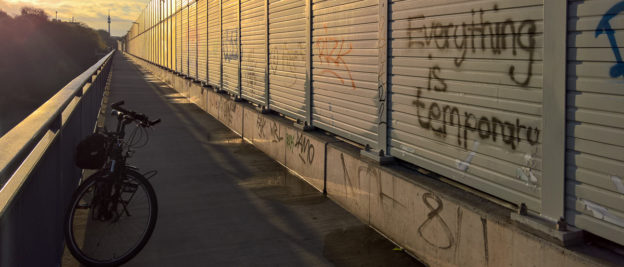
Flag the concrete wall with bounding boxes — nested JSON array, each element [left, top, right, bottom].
[[128, 55, 618, 267]]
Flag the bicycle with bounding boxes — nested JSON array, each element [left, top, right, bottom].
[[64, 100, 161, 266]]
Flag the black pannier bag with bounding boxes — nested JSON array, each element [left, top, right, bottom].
[[75, 133, 108, 169]]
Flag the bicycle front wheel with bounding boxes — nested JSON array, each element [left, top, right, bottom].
[[65, 169, 158, 267]]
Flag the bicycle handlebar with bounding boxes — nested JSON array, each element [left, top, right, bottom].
[[111, 101, 161, 127]]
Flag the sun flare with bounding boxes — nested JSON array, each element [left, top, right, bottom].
[[0, 0, 147, 36]]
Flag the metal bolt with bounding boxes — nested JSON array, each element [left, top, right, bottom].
[[517, 203, 528, 216], [556, 217, 568, 231]]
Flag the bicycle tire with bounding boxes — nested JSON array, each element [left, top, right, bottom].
[[64, 169, 158, 267]]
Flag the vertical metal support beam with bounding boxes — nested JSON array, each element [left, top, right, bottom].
[[187, 1, 189, 72], [153, 3, 155, 64], [264, 0, 269, 110], [206, 0, 210, 83], [219, 0, 223, 91], [167, 0, 169, 69], [158, 3, 160, 65], [159, 1, 162, 66], [237, 0, 242, 98], [171, 0, 174, 69], [361, 0, 392, 163], [149, 3, 151, 63], [304, 0, 313, 128], [542, 1, 567, 222], [165, 3, 167, 67], [150, 3, 152, 62], [196, 0, 199, 78], [377, 0, 389, 155]]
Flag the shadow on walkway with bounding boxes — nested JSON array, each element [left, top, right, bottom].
[[65, 54, 423, 267]]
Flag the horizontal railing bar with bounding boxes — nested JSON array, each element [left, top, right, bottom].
[[0, 129, 57, 218], [0, 51, 114, 215]]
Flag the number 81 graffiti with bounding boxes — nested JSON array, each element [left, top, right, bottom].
[[596, 2, 624, 78]]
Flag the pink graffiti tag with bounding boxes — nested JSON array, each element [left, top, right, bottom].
[[314, 25, 356, 90]]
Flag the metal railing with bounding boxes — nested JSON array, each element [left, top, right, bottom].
[[0, 51, 115, 266]]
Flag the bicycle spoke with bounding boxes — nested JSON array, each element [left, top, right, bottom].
[[66, 171, 157, 266]]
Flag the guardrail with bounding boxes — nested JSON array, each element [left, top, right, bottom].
[[0, 50, 115, 266]]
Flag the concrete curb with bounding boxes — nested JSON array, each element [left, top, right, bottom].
[[126, 54, 618, 267]]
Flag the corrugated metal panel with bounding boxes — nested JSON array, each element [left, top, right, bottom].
[[241, 0, 266, 105], [312, 0, 380, 149], [125, 0, 624, 247], [163, 2, 166, 66], [169, 17, 173, 69], [388, 0, 545, 211], [157, 0, 162, 66], [198, 0, 208, 82], [171, 1, 176, 69], [268, 0, 306, 120], [176, 4, 183, 72], [182, 1, 189, 75], [150, 28, 154, 63], [158, 10, 167, 66], [208, 0, 221, 87], [147, 2, 151, 62], [189, 1, 198, 79], [151, 2, 155, 63], [565, 0, 624, 245], [222, 0, 240, 96], [158, 21, 163, 66]]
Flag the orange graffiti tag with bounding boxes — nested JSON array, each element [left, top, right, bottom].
[[314, 25, 356, 90]]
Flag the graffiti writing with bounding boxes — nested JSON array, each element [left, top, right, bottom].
[[269, 44, 306, 87], [209, 94, 220, 116], [408, 5, 537, 87], [243, 70, 261, 88], [516, 148, 539, 186], [223, 29, 239, 62], [417, 192, 454, 249], [596, 2, 624, 78], [378, 20, 388, 126], [340, 153, 359, 198], [314, 24, 356, 90], [242, 48, 264, 89], [286, 133, 295, 150], [221, 100, 237, 126], [378, 83, 387, 126], [256, 115, 267, 139], [413, 88, 540, 150], [269, 121, 283, 143], [481, 217, 489, 264], [286, 131, 315, 164]]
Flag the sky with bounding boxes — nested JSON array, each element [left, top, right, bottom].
[[0, 0, 147, 37]]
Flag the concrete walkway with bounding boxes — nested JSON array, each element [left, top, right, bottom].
[[64, 54, 422, 266]]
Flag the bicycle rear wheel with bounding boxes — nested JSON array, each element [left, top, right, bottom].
[[64, 169, 158, 267]]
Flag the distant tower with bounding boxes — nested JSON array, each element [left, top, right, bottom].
[[107, 10, 111, 36]]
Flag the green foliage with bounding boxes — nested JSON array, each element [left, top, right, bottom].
[[0, 7, 110, 136]]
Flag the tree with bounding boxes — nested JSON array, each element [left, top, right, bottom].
[[0, 7, 109, 136]]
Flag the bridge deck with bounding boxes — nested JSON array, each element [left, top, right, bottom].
[[63, 54, 421, 266]]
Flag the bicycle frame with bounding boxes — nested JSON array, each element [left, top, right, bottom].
[[90, 112, 140, 222]]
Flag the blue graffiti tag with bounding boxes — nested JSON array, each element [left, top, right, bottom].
[[596, 2, 624, 78]]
